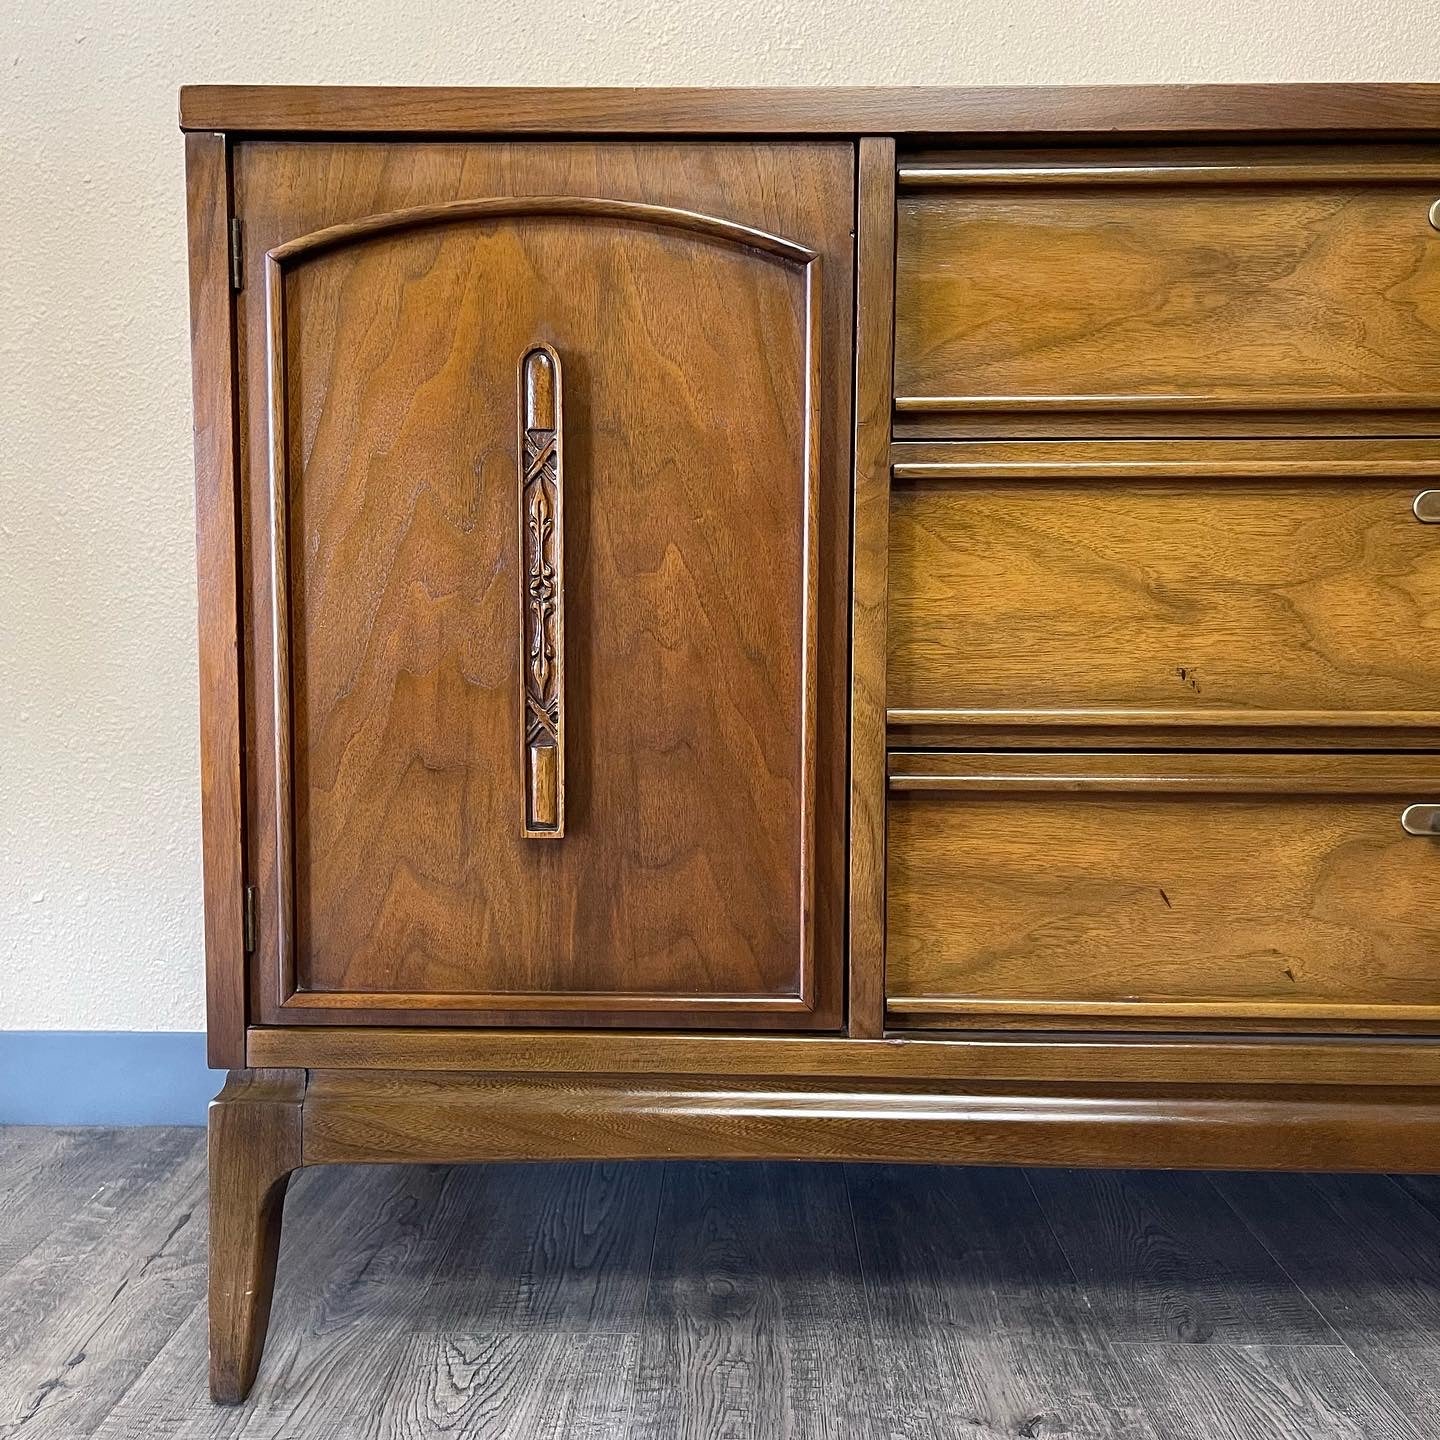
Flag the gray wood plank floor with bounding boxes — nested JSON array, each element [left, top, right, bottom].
[[2, 1127, 1438, 1439]]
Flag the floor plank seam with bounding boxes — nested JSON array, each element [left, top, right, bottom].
[[1205, 1172, 1370, 1349], [1020, 1166, 1093, 1303]]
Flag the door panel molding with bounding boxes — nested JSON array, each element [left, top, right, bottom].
[[266, 195, 820, 269], [254, 168, 836, 1025]]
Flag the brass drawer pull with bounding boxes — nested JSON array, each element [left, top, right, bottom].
[[1430, 198, 1440, 231], [1401, 804, 1440, 835], [519, 343, 565, 839], [1415, 490, 1440, 522]]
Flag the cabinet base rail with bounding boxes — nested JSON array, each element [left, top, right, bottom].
[[209, 1063, 1440, 1400]]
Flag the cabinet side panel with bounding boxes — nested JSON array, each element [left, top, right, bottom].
[[187, 132, 246, 1066]]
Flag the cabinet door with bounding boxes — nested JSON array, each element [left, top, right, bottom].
[[234, 142, 853, 1028]]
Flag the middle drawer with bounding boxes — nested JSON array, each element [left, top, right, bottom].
[[889, 439, 1440, 733]]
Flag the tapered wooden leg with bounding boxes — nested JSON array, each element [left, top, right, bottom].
[[208, 1068, 306, 1403]]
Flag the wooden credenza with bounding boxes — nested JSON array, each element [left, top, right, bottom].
[[182, 83, 1440, 1401]]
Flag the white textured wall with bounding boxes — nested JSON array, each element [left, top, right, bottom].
[[3, 1, 1439, 1031]]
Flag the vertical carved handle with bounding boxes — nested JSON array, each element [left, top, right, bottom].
[[519, 345, 565, 838]]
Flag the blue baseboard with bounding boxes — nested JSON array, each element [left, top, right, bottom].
[[0, 1032, 213, 1126]]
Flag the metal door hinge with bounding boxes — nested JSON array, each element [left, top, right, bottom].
[[243, 884, 257, 953], [229, 217, 243, 292]]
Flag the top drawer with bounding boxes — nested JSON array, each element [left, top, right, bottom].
[[895, 147, 1440, 431]]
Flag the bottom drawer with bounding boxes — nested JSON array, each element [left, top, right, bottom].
[[886, 752, 1440, 1033]]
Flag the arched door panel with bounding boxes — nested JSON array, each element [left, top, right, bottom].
[[233, 143, 853, 1029]]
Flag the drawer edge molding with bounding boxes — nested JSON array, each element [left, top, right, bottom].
[[893, 392, 1440, 416], [887, 996, 1440, 1023], [887, 749, 1440, 793], [887, 708, 1440, 737], [891, 457, 1440, 481], [898, 160, 1440, 188]]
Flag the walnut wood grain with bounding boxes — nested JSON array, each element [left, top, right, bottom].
[[896, 148, 1440, 420], [887, 752, 1440, 1033], [299, 1069, 1440, 1174], [180, 83, 1440, 137], [207, 1069, 305, 1403], [185, 132, 246, 1068], [237, 141, 850, 1029], [889, 440, 1440, 727], [244, 1026, 1440, 1090], [846, 138, 896, 1040]]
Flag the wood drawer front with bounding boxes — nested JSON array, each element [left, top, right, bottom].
[[886, 753, 1440, 1034], [888, 441, 1440, 736], [894, 149, 1440, 425]]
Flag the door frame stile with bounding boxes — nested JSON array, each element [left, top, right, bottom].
[[188, 128, 248, 1068], [848, 136, 897, 1038]]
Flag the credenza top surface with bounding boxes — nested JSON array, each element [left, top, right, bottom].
[[179, 82, 1440, 137]]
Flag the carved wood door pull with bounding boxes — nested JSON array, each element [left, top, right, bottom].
[[519, 344, 565, 838]]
